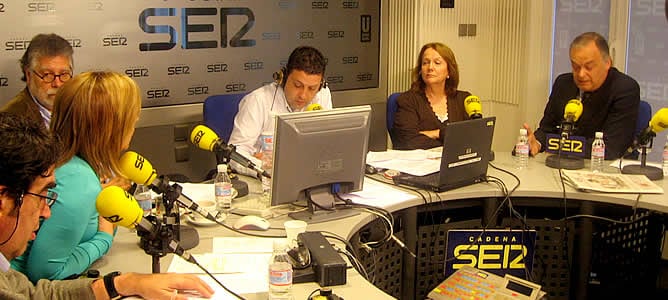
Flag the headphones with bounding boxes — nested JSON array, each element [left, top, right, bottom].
[[272, 66, 328, 91]]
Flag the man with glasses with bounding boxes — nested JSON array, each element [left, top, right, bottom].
[[0, 112, 214, 299], [1, 33, 73, 129]]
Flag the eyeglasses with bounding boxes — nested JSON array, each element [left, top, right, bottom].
[[23, 191, 58, 207], [32, 70, 72, 83]]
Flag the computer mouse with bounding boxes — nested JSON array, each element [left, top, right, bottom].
[[233, 215, 270, 231], [365, 164, 378, 175]]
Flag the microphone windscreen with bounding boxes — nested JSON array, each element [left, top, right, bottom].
[[306, 103, 322, 111], [96, 186, 143, 229], [649, 108, 668, 133], [190, 125, 220, 151], [464, 95, 482, 117], [563, 99, 583, 121], [119, 151, 157, 186]]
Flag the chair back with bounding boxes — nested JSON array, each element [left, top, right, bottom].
[[386, 92, 401, 132], [635, 100, 652, 138], [203, 93, 247, 142]]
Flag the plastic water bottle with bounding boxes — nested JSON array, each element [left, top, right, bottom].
[[268, 240, 293, 300], [260, 132, 274, 199], [214, 164, 233, 215], [591, 132, 605, 173], [515, 128, 529, 170], [662, 138, 668, 176]]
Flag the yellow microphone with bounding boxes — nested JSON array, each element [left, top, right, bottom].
[[118, 151, 218, 220], [636, 107, 668, 146], [189, 124, 271, 178], [119, 151, 157, 186], [96, 185, 196, 263], [190, 125, 220, 152], [563, 99, 583, 123], [96, 186, 149, 230], [306, 103, 322, 111], [464, 95, 482, 119]]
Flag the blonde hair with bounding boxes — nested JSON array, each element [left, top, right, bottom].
[[411, 42, 460, 98], [50, 71, 141, 179]]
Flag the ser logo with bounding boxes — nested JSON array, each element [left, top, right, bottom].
[[356, 72, 373, 81], [167, 65, 190, 76], [138, 7, 256, 51], [297, 31, 314, 39], [187, 86, 209, 96], [27, 2, 55, 12], [342, 1, 359, 8], [4, 40, 30, 51], [0, 77, 8, 87], [311, 1, 328, 9], [225, 83, 246, 92], [328, 31, 344, 38], [360, 15, 371, 42], [88, 1, 102, 11], [244, 61, 263, 71], [206, 63, 229, 73], [67, 39, 82, 48], [102, 36, 128, 47], [326, 76, 343, 84], [147, 89, 170, 99], [262, 32, 280, 40], [342, 56, 358, 64], [124, 68, 149, 78]]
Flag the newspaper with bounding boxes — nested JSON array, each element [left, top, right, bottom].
[[561, 170, 664, 194]]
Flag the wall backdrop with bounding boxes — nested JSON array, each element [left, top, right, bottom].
[[0, 0, 381, 108]]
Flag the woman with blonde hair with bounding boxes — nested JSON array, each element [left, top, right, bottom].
[[11, 71, 141, 282], [391, 42, 473, 150]]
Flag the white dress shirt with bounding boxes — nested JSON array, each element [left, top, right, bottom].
[[228, 82, 332, 176]]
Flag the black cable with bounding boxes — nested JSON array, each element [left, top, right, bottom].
[[190, 256, 245, 299], [0, 195, 21, 246]]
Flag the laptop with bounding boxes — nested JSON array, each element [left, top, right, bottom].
[[393, 117, 496, 192]]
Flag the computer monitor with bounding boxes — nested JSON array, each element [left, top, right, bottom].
[[271, 105, 371, 223]]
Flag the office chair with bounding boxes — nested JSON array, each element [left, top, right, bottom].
[[635, 100, 652, 138], [386, 92, 401, 146], [630, 100, 652, 159], [202, 93, 248, 142]]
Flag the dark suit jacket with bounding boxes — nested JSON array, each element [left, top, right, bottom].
[[534, 67, 640, 159], [391, 89, 471, 150]]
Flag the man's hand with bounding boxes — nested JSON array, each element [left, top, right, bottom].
[[522, 123, 541, 156], [93, 273, 215, 300]]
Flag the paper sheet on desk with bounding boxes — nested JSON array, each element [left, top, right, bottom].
[[179, 182, 215, 201], [167, 252, 271, 274], [213, 237, 282, 253], [367, 149, 441, 176], [343, 178, 415, 207], [124, 273, 269, 299]]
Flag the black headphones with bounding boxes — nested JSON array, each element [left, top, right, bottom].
[[272, 66, 327, 91]]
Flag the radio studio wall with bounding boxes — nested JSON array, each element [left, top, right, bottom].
[[0, 1, 384, 181]]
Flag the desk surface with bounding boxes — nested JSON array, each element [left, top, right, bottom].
[[95, 152, 668, 299]]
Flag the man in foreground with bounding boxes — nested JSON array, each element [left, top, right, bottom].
[[0, 112, 213, 299]]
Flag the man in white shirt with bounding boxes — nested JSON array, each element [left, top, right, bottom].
[[229, 46, 332, 176]]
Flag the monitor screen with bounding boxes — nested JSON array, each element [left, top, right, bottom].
[[271, 105, 371, 223]]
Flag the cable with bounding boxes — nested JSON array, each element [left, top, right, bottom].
[[189, 256, 245, 299]]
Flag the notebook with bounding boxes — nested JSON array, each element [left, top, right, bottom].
[[393, 117, 496, 192]]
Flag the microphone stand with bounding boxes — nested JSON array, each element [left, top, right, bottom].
[[545, 125, 585, 170], [135, 215, 175, 274], [622, 139, 664, 180]]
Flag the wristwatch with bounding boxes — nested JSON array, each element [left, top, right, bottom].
[[103, 271, 122, 300]]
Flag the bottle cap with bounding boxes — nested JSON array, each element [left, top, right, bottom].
[[519, 128, 527, 135], [217, 164, 227, 172], [595, 132, 603, 138]]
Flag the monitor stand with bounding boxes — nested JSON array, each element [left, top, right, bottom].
[[288, 185, 359, 224]]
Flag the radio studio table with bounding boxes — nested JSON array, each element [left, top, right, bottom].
[[94, 152, 668, 300]]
